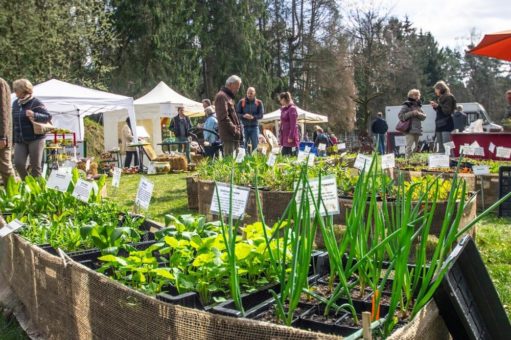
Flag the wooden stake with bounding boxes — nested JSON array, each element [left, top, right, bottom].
[[362, 311, 372, 340]]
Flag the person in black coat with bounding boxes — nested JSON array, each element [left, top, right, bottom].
[[430, 81, 455, 153], [371, 112, 388, 154], [12, 79, 51, 179]]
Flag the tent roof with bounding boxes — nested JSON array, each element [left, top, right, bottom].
[[260, 106, 328, 124], [468, 29, 511, 62], [134, 81, 204, 117]]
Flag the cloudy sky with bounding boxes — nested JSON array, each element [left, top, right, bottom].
[[347, 0, 511, 49]]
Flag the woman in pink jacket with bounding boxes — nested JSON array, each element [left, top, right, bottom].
[[279, 92, 300, 156]]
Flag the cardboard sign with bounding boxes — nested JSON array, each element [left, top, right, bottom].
[[496, 146, 511, 159], [354, 154, 373, 172], [72, 179, 94, 203], [112, 167, 122, 188], [135, 177, 154, 210], [318, 143, 326, 151], [235, 148, 246, 163], [489, 142, 496, 153], [210, 183, 250, 219], [472, 165, 490, 176], [0, 220, 25, 238], [295, 175, 340, 216], [428, 154, 450, 168], [394, 136, 406, 147], [267, 153, 276, 167], [47, 171, 72, 192], [381, 153, 395, 170]]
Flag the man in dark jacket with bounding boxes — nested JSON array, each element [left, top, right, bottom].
[[169, 106, 192, 152], [371, 112, 388, 154], [215, 75, 242, 157], [452, 105, 468, 132], [236, 87, 264, 153]]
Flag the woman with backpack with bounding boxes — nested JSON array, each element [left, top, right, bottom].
[[398, 89, 426, 158]]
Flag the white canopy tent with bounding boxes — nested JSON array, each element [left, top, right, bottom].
[[10, 79, 137, 142], [104, 81, 204, 153], [259, 106, 328, 137]]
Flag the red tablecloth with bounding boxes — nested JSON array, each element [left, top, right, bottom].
[[451, 132, 511, 160]]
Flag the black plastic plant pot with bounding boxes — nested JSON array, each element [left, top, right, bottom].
[[251, 301, 314, 325], [294, 303, 349, 336], [336, 298, 390, 319], [156, 285, 205, 310], [37, 243, 59, 256], [211, 282, 281, 318], [433, 235, 511, 340]]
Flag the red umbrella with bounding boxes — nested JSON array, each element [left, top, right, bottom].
[[468, 30, 511, 61]]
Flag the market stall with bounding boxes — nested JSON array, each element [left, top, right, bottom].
[[259, 106, 328, 137]]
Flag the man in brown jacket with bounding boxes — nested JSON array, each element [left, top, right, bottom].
[[214, 75, 242, 157]]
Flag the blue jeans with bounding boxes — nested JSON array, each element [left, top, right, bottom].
[[375, 134, 385, 154], [243, 126, 259, 152]]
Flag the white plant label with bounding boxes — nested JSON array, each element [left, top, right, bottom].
[[210, 183, 250, 219], [443, 141, 455, 149], [381, 153, 395, 170], [472, 165, 490, 176], [496, 146, 511, 159], [58, 167, 73, 174], [272, 147, 281, 154], [85, 159, 91, 172], [459, 145, 475, 156], [72, 179, 94, 203], [318, 143, 326, 151], [354, 154, 373, 172], [474, 147, 485, 157], [399, 146, 406, 154], [297, 151, 308, 163], [42, 164, 48, 178], [235, 148, 246, 163], [444, 146, 452, 156], [0, 220, 24, 238], [489, 142, 496, 153], [394, 136, 406, 147], [307, 153, 316, 166], [470, 141, 480, 148], [267, 153, 276, 167], [338, 143, 347, 150], [295, 175, 339, 216], [147, 163, 156, 175], [135, 177, 154, 210], [47, 171, 72, 192], [112, 167, 122, 188], [428, 154, 450, 168]]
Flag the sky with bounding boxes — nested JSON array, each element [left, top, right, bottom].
[[347, 0, 511, 49]]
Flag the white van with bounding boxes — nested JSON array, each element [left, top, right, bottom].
[[385, 102, 503, 142]]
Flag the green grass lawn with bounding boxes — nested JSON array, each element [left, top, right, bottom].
[[0, 313, 28, 340]]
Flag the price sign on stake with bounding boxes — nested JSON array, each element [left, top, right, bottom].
[[354, 154, 373, 172], [235, 148, 246, 163], [0, 220, 24, 238], [267, 153, 276, 167], [210, 183, 250, 219], [47, 171, 72, 192], [472, 165, 490, 176], [428, 154, 450, 168], [135, 177, 154, 210], [295, 176, 340, 216], [112, 167, 122, 188], [381, 153, 395, 170], [496, 146, 511, 159], [394, 136, 406, 147], [72, 179, 94, 203]]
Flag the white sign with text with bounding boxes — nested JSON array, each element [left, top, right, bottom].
[[428, 154, 450, 168], [235, 148, 246, 163], [295, 175, 340, 216], [394, 136, 406, 147], [0, 220, 25, 238], [72, 179, 94, 203], [112, 167, 122, 188], [472, 165, 490, 176], [210, 183, 250, 219], [135, 177, 154, 210], [496, 146, 511, 159], [381, 153, 396, 170], [354, 154, 373, 172], [47, 171, 73, 192]]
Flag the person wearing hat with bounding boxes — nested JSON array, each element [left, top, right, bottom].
[[452, 104, 468, 132], [169, 106, 192, 152]]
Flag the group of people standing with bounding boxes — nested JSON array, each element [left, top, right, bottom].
[[0, 78, 51, 185]]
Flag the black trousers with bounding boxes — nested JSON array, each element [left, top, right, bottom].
[[281, 146, 296, 156], [124, 151, 139, 168]]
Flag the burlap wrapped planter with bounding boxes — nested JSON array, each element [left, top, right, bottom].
[[186, 176, 199, 210], [0, 234, 450, 339], [197, 180, 261, 224]]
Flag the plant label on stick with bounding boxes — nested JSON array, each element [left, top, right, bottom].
[[399, 146, 405, 155], [459, 145, 475, 156], [0, 219, 25, 238], [394, 136, 406, 147], [354, 154, 373, 172], [444, 146, 452, 156], [496, 146, 511, 159], [472, 165, 490, 176], [338, 142, 347, 150], [235, 148, 246, 163], [72, 179, 94, 203], [444, 141, 455, 149], [428, 154, 450, 168], [318, 143, 326, 151], [210, 183, 250, 219], [474, 147, 485, 157], [85, 159, 91, 172], [272, 146, 281, 154], [297, 151, 308, 163], [381, 153, 395, 170], [307, 153, 315, 166], [295, 175, 339, 216], [135, 177, 154, 210], [112, 167, 122, 188], [267, 153, 276, 167], [47, 171, 73, 192], [58, 167, 73, 174], [470, 141, 480, 148], [489, 142, 496, 153]]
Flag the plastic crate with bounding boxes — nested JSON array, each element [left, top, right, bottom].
[[433, 236, 511, 340], [498, 166, 511, 217]]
